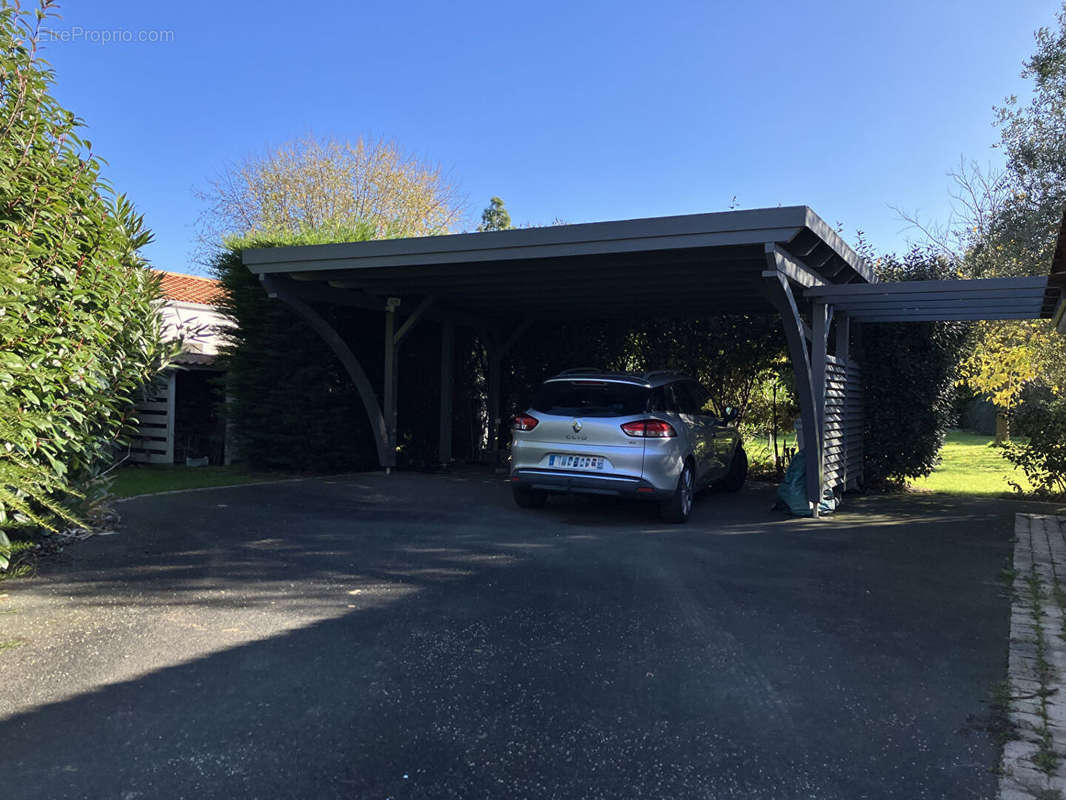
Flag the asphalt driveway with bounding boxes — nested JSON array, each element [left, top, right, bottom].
[[0, 472, 1026, 799]]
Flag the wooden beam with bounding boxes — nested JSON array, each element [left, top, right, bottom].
[[762, 243, 827, 288], [856, 310, 1039, 322], [826, 292, 1047, 310], [277, 277, 385, 311], [762, 267, 822, 513], [394, 295, 435, 346], [812, 301, 829, 499], [500, 319, 533, 357], [806, 276, 1048, 299], [260, 275, 390, 468]]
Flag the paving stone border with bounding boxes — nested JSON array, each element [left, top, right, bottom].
[[1001, 513, 1066, 800]]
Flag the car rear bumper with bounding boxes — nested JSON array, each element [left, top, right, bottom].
[[511, 469, 671, 499]]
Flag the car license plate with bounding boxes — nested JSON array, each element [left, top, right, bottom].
[[549, 454, 604, 470]]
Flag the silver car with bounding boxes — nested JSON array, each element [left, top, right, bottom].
[[510, 370, 747, 523]]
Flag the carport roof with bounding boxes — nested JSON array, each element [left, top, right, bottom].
[[805, 276, 1057, 322], [243, 206, 872, 320], [805, 210, 1066, 323]]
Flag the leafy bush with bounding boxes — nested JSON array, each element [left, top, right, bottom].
[[859, 247, 971, 488], [0, 2, 172, 538], [212, 228, 380, 472], [500, 314, 789, 438], [1005, 398, 1066, 498], [213, 225, 486, 471]]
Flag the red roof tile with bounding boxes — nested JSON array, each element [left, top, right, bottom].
[[153, 270, 223, 305]]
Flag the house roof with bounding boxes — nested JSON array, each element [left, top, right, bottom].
[[154, 270, 223, 305], [172, 351, 220, 368]]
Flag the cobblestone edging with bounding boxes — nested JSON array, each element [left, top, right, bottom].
[[1001, 514, 1066, 799]]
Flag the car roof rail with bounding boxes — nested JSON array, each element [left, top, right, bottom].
[[557, 367, 604, 375]]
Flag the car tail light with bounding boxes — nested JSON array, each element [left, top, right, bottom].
[[514, 414, 539, 432], [621, 419, 676, 438]]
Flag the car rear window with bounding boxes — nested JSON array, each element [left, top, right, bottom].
[[531, 380, 650, 417]]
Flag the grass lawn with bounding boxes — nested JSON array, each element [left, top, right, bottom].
[[909, 430, 1031, 497], [109, 465, 294, 499]]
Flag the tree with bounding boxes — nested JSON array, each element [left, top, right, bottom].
[[197, 135, 465, 244], [957, 321, 1063, 443], [207, 148, 475, 471], [477, 197, 511, 231], [897, 5, 1066, 447], [994, 2, 1066, 271], [0, 1, 172, 547], [967, 6, 1066, 440]]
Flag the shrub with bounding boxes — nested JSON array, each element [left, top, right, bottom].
[[1005, 398, 1066, 498], [212, 228, 380, 472], [0, 2, 172, 538], [859, 247, 971, 488]]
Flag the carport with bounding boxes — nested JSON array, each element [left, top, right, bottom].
[[243, 206, 1065, 514]]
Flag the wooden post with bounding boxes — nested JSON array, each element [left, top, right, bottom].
[[383, 302, 398, 471], [762, 268, 822, 514], [165, 369, 177, 465], [835, 312, 850, 362], [812, 302, 829, 446], [439, 321, 454, 467]]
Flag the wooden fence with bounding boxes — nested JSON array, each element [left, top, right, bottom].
[[129, 371, 175, 464], [823, 355, 863, 492]]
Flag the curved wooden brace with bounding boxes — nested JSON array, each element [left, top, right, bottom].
[[762, 266, 822, 512], [261, 275, 390, 467]]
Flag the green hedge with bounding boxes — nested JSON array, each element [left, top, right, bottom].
[[859, 247, 970, 488], [213, 229, 486, 471], [213, 231, 378, 472], [0, 3, 171, 537]]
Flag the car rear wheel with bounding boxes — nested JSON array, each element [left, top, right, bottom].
[[512, 484, 547, 509], [660, 463, 694, 523], [716, 446, 748, 492]]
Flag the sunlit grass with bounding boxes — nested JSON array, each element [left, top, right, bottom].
[[109, 465, 292, 498], [744, 431, 798, 480], [910, 430, 1031, 497]]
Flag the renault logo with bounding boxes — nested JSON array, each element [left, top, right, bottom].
[[572, 419, 583, 432]]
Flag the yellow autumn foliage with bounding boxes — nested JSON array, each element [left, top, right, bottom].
[[958, 320, 1065, 409]]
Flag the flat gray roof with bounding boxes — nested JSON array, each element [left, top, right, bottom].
[[243, 206, 872, 321], [806, 276, 1055, 322]]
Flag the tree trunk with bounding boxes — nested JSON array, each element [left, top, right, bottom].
[[994, 412, 1010, 446]]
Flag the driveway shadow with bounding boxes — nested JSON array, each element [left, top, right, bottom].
[[0, 474, 1024, 799]]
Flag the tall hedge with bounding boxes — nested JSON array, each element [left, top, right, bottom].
[[213, 230, 376, 472], [859, 247, 970, 488], [0, 2, 170, 536], [213, 228, 485, 471]]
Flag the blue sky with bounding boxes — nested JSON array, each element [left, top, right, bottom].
[[41, 0, 1061, 275]]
